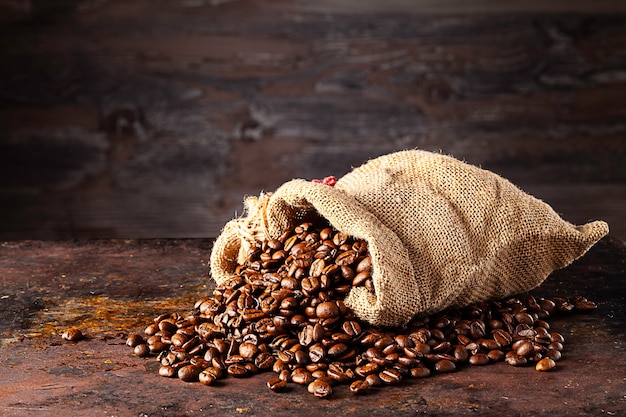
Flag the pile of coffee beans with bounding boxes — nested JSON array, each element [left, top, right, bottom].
[[126, 221, 596, 398]]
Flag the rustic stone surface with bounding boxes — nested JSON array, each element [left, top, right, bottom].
[[0, 236, 624, 416]]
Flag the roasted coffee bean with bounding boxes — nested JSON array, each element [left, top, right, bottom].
[[133, 344, 150, 357], [505, 353, 527, 367], [308, 379, 332, 398], [492, 329, 513, 347], [309, 343, 326, 363], [349, 379, 370, 395], [178, 364, 201, 382], [267, 377, 288, 392], [515, 340, 534, 357], [126, 334, 144, 347], [410, 366, 431, 379], [170, 333, 188, 348], [479, 339, 501, 351], [545, 349, 562, 361], [316, 301, 340, 319], [535, 357, 556, 372], [144, 323, 159, 336], [239, 342, 259, 359], [550, 332, 565, 343], [199, 369, 217, 385], [352, 271, 371, 287], [327, 363, 352, 383], [62, 328, 84, 342], [204, 366, 224, 380], [227, 363, 249, 378], [453, 345, 470, 363], [469, 353, 490, 366], [487, 350, 505, 362], [514, 312, 534, 327], [434, 359, 456, 373], [336, 250, 358, 266], [158, 319, 178, 334], [548, 342, 564, 352], [291, 368, 314, 385], [470, 321, 486, 339], [379, 368, 403, 385], [356, 256, 372, 273], [328, 343, 349, 358], [159, 365, 176, 378]]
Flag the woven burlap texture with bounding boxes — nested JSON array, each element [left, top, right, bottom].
[[210, 150, 609, 327]]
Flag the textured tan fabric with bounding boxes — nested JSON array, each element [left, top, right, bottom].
[[210, 150, 609, 327]]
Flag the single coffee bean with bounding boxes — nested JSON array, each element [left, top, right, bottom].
[[453, 345, 469, 363], [355, 362, 380, 377], [199, 369, 217, 385], [545, 349, 562, 361], [479, 339, 501, 351], [203, 366, 224, 380], [335, 249, 358, 266], [469, 353, 490, 366], [267, 377, 288, 392], [410, 366, 431, 378], [308, 379, 332, 398], [278, 369, 291, 382], [315, 301, 340, 319], [160, 352, 178, 366], [126, 334, 144, 347], [178, 364, 201, 382], [492, 329, 513, 347], [434, 359, 456, 373], [505, 354, 527, 367], [487, 350, 505, 362], [170, 333, 188, 348], [255, 352, 275, 370], [349, 379, 370, 395], [62, 328, 84, 342], [515, 340, 534, 357], [158, 319, 178, 334], [548, 342, 564, 352], [159, 365, 176, 378], [356, 256, 372, 273], [514, 312, 534, 326], [352, 271, 371, 287], [144, 323, 159, 336], [291, 368, 314, 385], [535, 357, 557, 372], [133, 344, 150, 357], [470, 321, 486, 339], [342, 320, 362, 338], [309, 343, 326, 363], [327, 343, 349, 358], [238, 342, 259, 359], [379, 368, 403, 385], [227, 363, 249, 378], [327, 363, 351, 383]]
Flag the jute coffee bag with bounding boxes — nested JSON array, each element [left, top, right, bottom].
[[210, 150, 608, 327]]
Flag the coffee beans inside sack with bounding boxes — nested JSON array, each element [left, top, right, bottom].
[[128, 150, 608, 397]]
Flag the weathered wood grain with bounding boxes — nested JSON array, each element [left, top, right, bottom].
[[0, 1, 625, 239]]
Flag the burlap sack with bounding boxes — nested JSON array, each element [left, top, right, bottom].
[[210, 150, 609, 327]]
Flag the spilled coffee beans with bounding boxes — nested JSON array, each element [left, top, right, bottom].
[[127, 221, 596, 398]]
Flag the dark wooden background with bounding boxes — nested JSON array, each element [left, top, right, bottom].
[[1, 0, 625, 240]]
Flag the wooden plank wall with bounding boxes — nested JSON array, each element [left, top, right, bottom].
[[0, 0, 625, 240]]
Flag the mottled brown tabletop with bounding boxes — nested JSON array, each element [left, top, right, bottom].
[[0, 236, 624, 417]]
